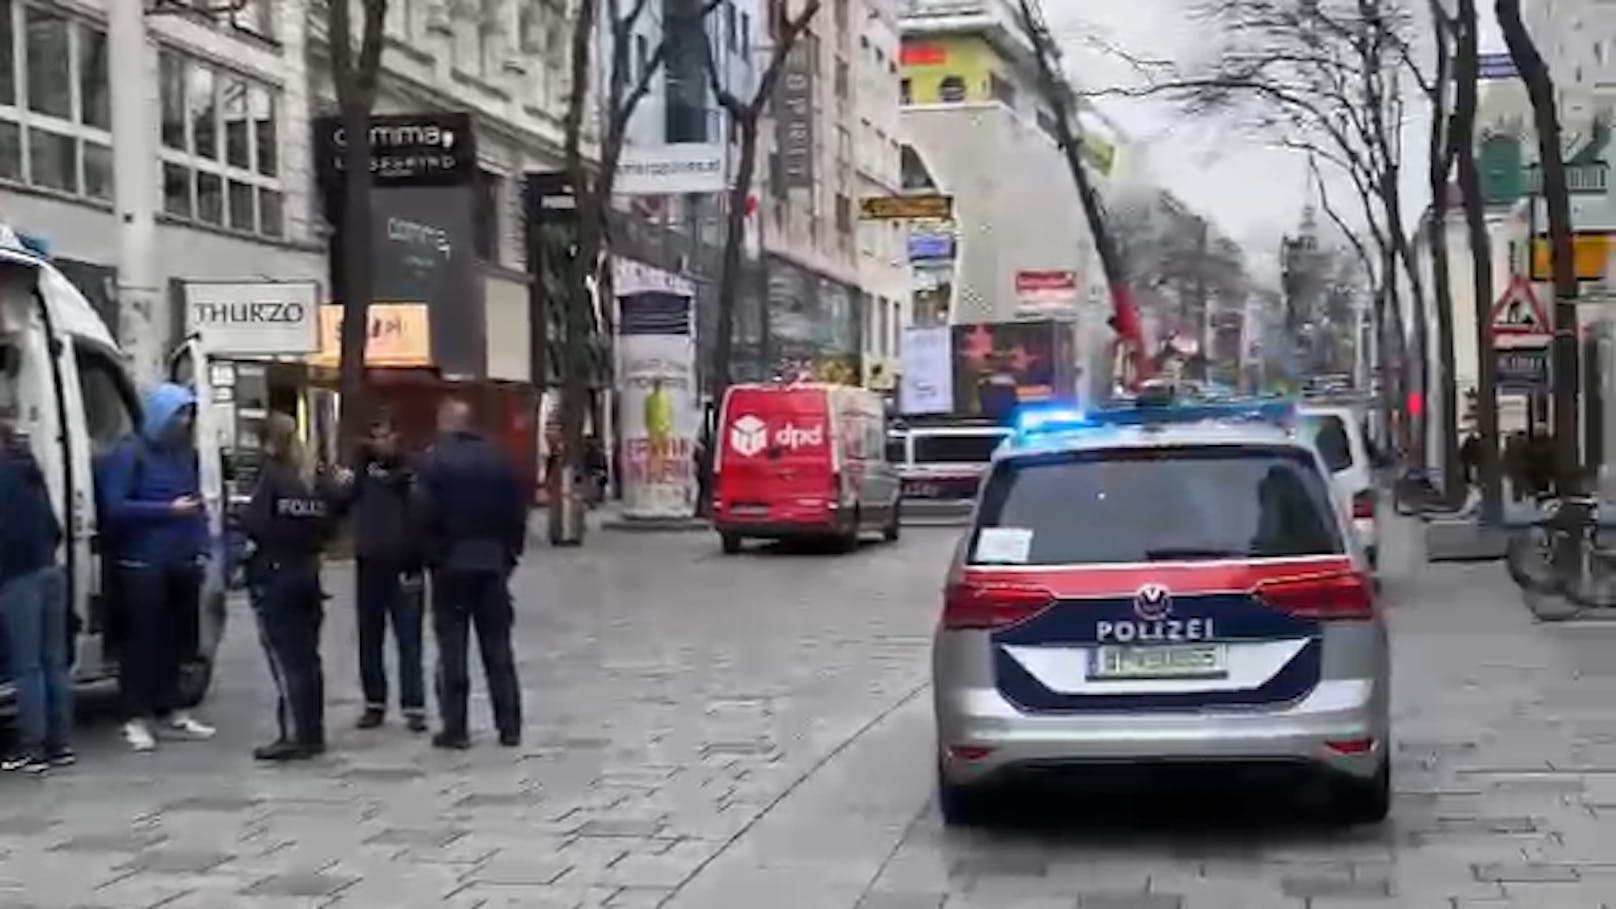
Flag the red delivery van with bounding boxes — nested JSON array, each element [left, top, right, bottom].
[[712, 382, 902, 554]]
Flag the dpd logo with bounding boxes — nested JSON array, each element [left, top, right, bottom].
[[730, 415, 768, 457]]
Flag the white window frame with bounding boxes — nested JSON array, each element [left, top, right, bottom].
[[156, 47, 284, 239], [0, 1, 113, 201]]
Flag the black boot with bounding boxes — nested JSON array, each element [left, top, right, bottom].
[[254, 740, 315, 762], [431, 731, 471, 750], [356, 707, 384, 729], [405, 713, 428, 734]]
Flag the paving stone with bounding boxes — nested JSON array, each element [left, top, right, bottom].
[[117, 848, 235, 874], [48, 831, 168, 854], [1075, 893, 1184, 909], [362, 827, 468, 847], [1472, 862, 1581, 883], [161, 795, 263, 813], [243, 870, 362, 897]]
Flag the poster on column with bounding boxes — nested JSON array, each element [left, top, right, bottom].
[[617, 290, 698, 518]]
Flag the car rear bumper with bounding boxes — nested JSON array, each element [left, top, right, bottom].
[[935, 677, 1388, 786], [714, 517, 845, 538]]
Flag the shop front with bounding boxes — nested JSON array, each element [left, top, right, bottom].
[[179, 280, 323, 500]]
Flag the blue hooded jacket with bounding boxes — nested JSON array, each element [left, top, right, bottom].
[[95, 382, 208, 566]]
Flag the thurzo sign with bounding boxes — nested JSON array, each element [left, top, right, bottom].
[[313, 112, 478, 188], [184, 281, 320, 356], [616, 143, 725, 195]]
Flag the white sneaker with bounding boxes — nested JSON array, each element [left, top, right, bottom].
[[166, 713, 216, 740], [123, 720, 156, 752]]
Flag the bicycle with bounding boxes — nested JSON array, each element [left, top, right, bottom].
[[1503, 492, 1616, 618]]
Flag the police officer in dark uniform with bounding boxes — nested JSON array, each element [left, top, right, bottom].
[[241, 413, 350, 761], [414, 398, 528, 749]]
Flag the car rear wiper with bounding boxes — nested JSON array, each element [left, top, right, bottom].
[[1144, 547, 1245, 561]]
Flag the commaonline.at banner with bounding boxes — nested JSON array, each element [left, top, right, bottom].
[[616, 284, 698, 519]]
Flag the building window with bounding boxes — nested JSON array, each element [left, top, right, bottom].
[[740, 11, 750, 57], [474, 169, 502, 262], [0, 3, 111, 201], [635, 33, 648, 83], [989, 72, 1016, 108], [158, 49, 283, 238], [725, 0, 738, 51], [229, 0, 275, 39], [834, 57, 849, 98], [900, 78, 911, 104], [938, 75, 966, 102]]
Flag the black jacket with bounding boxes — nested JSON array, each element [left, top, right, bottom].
[[415, 431, 528, 575], [0, 437, 62, 586], [346, 451, 420, 566], [241, 461, 344, 571]]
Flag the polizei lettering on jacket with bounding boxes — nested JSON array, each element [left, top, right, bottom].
[[193, 301, 308, 325], [1095, 617, 1215, 643], [275, 496, 329, 519]]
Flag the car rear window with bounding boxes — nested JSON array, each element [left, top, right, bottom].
[[969, 445, 1344, 566], [913, 432, 1009, 464], [1301, 414, 1354, 472]]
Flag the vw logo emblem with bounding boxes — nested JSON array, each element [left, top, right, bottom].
[[1133, 583, 1172, 621]]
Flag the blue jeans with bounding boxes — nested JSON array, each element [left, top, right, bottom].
[[356, 559, 425, 715], [0, 566, 72, 754]]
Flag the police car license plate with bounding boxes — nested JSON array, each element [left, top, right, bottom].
[[1089, 643, 1227, 680]]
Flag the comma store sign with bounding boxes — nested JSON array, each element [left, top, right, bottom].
[[184, 281, 321, 356]]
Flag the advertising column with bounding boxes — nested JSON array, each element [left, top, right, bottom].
[[616, 282, 698, 519]]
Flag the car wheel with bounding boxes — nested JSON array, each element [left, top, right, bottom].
[[936, 760, 990, 827], [1330, 757, 1391, 825], [174, 658, 215, 709], [883, 500, 902, 542], [721, 533, 743, 555]]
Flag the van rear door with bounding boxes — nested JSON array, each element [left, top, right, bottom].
[[169, 338, 229, 580], [716, 386, 836, 526]]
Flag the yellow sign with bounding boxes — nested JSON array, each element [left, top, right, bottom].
[[1530, 232, 1610, 282], [308, 303, 432, 368], [861, 194, 953, 220]]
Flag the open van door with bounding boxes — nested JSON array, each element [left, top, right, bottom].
[[167, 336, 229, 705]]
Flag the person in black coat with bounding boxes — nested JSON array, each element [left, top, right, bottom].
[[414, 398, 528, 749], [346, 416, 427, 732], [240, 413, 350, 761], [0, 417, 72, 772]]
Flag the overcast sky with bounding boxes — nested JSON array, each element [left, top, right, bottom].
[[1049, 1, 1507, 280]]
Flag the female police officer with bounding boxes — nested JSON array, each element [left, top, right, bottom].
[[240, 413, 351, 761]]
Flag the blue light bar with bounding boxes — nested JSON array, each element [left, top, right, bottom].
[[1012, 397, 1296, 441]]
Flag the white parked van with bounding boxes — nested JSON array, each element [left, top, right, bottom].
[[0, 230, 225, 711]]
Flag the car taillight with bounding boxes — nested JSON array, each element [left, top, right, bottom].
[[1255, 571, 1374, 621], [942, 581, 1055, 630], [1352, 490, 1375, 520]]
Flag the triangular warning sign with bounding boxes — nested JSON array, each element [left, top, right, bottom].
[[1489, 276, 1549, 336]]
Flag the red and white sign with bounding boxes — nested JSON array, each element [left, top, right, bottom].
[[1489, 275, 1551, 343], [1015, 270, 1079, 307]]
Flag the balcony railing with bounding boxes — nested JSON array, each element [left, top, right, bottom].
[[1525, 161, 1609, 195]]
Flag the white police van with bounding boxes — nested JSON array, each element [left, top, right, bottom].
[[0, 228, 226, 710]]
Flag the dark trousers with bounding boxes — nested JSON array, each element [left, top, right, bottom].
[[431, 571, 521, 738], [117, 562, 200, 720], [356, 559, 425, 716], [252, 569, 325, 746]]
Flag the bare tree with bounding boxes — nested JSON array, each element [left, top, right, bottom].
[[1497, 0, 1580, 490], [1452, 0, 1501, 512], [1420, 0, 1464, 502], [327, 0, 387, 455], [700, 0, 824, 397], [1010, 0, 1148, 387], [547, 0, 717, 544], [1139, 0, 1427, 449]]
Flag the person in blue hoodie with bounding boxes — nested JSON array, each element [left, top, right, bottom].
[[96, 382, 216, 752], [0, 416, 72, 773]]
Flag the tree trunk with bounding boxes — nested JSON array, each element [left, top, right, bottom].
[[330, 0, 381, 461], [553, 0, 601, 545], [1384, 173, 1429, 468], [1498, 0, 1580, 491], [1426, 3, 1462, 502], [1454, 0, 1500, 515], [713, 115, 760, 399]]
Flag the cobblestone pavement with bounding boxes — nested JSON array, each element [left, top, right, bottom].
[[6, 518, 1616, 907]]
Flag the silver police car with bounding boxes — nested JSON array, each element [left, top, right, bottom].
[[932, 397, 1389, 825]]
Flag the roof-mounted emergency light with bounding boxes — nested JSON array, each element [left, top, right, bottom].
[[1012, 396, 1297, 442]]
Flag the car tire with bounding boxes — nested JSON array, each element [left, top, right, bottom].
[[883, 501, 902, 542], [1330, 757, 1391, 825], [720, 533, 743, 555], [937, 762, 990, 827]]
